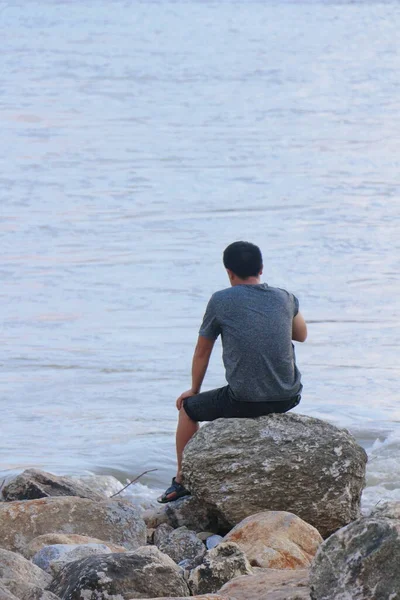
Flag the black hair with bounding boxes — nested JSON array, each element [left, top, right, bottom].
[[223, 241, 263, 279]]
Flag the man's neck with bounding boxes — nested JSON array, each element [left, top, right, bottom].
[[232, 276, 261, 287]]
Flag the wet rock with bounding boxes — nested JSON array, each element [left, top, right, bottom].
[[32, 543, 116, 576], [144, 496, 220, 532], [219, 568, 310, 600], [371, 500, 400, 520], [188, 541, 253, 595], [1, 469, 106, 502], [310, 515, 400, 600], [49, 546, 189, 599], [182, 414, 367, 538], [155, 526, 206, 564], [25, 533, 126, 559], [0, 496, 146, 555], [0, 548, 51, 588], [223, 511, 322, 569]]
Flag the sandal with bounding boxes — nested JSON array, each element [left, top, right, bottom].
[[157, 477, 191, 504]]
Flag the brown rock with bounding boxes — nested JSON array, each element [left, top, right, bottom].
[[1, 469, 106, 502], [223, 511, 322, 569], [25, 533, 126, 559], [0, 496, 146, 556], [219, 568, 310, 600]]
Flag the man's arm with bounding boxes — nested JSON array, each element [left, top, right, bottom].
[[176, 336, 215, 409], [292, 311, 307, 342]]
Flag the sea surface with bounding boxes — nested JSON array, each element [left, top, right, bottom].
[[1, 0, 400, 511]]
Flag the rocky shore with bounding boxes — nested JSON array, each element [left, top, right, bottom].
[[0, 413, 399, 600]]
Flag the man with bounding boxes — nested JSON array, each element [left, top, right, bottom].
[[158, 241, 307, 503]]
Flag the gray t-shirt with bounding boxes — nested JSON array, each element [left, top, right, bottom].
[[199, 283, 302, 402]]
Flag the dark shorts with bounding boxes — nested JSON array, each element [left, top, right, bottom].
[[183, 385, 301, 422]]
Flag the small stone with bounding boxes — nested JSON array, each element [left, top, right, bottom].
[[206, 534, 223, 550]]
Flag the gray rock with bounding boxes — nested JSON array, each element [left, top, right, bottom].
[[310, 515, 400, 600], [156, 526, 206, 564], [32, 543, 115, 576], [182, 414, 367, 538], [153, 523, 174, 547], [178, 554, 205, 573], [1, 469, 106, 502], [49, 546, 190, 600], [188, 542, 253, 595], [0, 496, 146, 556], [0, 548, 51, 588], [145, 496, 220, 532], [206, 535, 223, 550]]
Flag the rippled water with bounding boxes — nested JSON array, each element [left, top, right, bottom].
[[1, 0, 400, 509]]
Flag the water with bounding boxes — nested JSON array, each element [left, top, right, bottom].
[[1, 0, 400, 512]]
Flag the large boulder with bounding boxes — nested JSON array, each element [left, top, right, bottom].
[[25, 534, 126, 559], [219, 569, 310, 600], [188, 542, 253, 595], [1, 469, 106, 502], [48, 546, 189, 599], [0, 497, 146, 556], [310, 514, 400, 599], [223, 511, 322, 569], [182, 414, 367, 537]]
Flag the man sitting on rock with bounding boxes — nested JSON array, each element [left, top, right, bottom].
[[158, 241, 307, 503]]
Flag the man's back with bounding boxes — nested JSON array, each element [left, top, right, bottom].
[[200, 283, 302, 402]]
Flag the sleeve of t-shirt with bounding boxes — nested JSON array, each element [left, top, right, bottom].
[[292, 294, 299, 317], [199, 296, 221, 340]]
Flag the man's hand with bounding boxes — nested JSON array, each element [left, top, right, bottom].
[[176, 389, 198, 410]]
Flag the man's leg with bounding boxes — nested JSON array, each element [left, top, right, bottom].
[[175, 407, 199, 484]]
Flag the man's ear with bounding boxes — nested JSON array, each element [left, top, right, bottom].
[[259, 264, 263, 276], [226, 269, 235, 283]]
